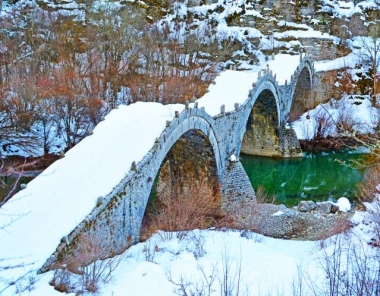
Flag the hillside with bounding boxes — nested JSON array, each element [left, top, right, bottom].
[[0, 0, 380, 295], [0, 0, 379, 157]]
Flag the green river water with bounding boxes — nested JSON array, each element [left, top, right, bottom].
[[240, 151, 366, 207]]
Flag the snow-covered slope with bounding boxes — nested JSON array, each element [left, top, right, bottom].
[[0, 102, 185, 287]]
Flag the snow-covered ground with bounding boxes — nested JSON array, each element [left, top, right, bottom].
[[4, 210, 379, 296], [293, 94, 379, 140]]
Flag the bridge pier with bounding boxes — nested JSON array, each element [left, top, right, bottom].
[[279, 127, 303, 157], [220, 160, 256, 212]]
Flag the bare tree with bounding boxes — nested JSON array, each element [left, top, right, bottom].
[[358, 24, 380, 105], [87, 2, 144, 108]]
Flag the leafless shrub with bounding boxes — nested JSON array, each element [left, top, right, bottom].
[[291, 263, 306, 296], [313, 108, 335, 139], [307, 233, 380, 296], [140, 178, 219, 242], [142, 238, 159, 263], [356, 164, 380, 202], [218, 246, 248, 296], [15, 276, 36, 294], [184, 231, 207, 259], [166, 262, 218, 296], [335, 103, 356, 135], [166, 245, 249, 296], [49, 268, 75, 293], [50, 235, 124, 294]]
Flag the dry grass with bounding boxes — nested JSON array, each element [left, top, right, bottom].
[[356, 164, 380, 202], [140, 178, 221, 241], [50, 234, 123, 294], [255, 186, 277, 204]]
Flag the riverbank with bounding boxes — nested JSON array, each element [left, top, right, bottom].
[[299, 136, 362, 153], [0, 154, 60, 203], [223, 202, 354, 241]]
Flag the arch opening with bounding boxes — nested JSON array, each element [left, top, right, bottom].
[[290, 67, 312, 122], [241, 89, 281, 157], [140, 129, 221, 241]]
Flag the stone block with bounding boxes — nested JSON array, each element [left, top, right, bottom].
[[298, 200, 311, 212], [319, 202, 333, 215]]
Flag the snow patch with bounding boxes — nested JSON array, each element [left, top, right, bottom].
[[335, 197, 351, 212]]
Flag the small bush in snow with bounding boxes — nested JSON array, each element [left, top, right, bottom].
[[140, 177, 219, 242]]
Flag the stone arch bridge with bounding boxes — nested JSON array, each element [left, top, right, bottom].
[[0, 55, 315, 274]]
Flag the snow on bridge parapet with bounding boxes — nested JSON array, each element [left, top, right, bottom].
[[194, 53, 314, 118]]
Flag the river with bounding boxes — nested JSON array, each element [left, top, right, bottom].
[[241, 151, 366, 207]]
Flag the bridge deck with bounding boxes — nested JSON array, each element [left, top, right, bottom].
[[194, 54, 301, 115]]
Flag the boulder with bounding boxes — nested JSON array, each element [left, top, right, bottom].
[[298, 200, 317, 212], [331, 204, 339, 213], [307, 200, 317, 211], [298, 200, 311, 212], [319, 202, 333, 215]]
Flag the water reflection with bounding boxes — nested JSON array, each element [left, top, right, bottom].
[[241, 151, 365, 206]]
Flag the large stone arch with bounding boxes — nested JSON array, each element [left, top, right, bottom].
[[139, 115, 223, 240], [239, 75, 282, 157], [289, 58, 314, 122], [122, 110, 224, 249]]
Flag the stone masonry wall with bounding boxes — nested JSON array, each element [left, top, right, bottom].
[[220, 161, 256, 212]]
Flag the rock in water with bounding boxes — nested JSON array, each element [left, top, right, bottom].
[[319, 202, 333, 215]]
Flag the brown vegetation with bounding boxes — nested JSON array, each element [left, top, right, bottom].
[[356, 164, 380, 203], [49, 234, 123, 294], [0, 3, 223, 159], [140, 177, 220, 241]]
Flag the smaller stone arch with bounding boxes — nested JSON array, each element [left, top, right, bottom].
[[239, 74, 282, 157], [288, 57, 314, 122]]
